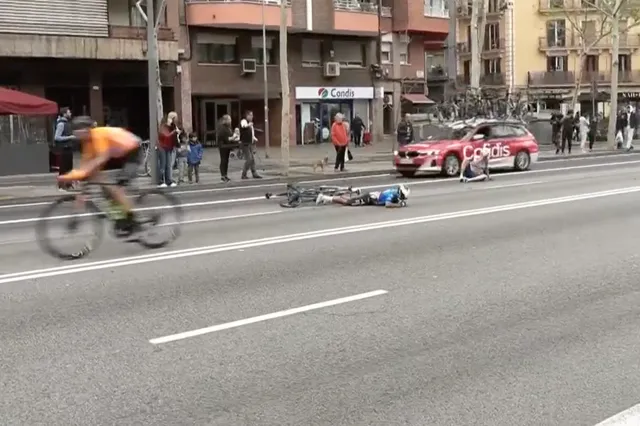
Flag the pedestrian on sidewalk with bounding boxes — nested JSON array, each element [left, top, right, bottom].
[[217, 114, 238, 182], [588, 113, 598, 151], [54, 107, 76, 191], [239, 110, 262, 180], [351, 114, 365, 147], [331, 113, 349, 172], [158, 114, 178, 187], [578, 111, 589, 153], [624, 105, 637, 151], [175, 132, 189, 184], [559, 110, 574, 155], [396, 113, 414, 147], [187, 132, 203, 183]]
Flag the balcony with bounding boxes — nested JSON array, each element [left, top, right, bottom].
[[456, 73, 505, 86], [333, 0, 387, 34], [539, 33, 640, 52], [424, 4, 449, 18], [0, 25, 178, 61], [538, 0, 598, 12], [427, 65, 448, 82], [538, 35, 572, 51], [457, 39, 504, 56], [186, 0, 292, 29], [390, 0, 448, 34]]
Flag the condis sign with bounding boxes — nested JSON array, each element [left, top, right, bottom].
[[463, 143, 511, 159]]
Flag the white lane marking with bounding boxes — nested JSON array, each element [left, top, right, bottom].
[[595, 403, 640, 425], [1, 156, 639, 211], [540, 152, 639, 163], [160, 210, 282, 226], [1, 185, 640, 285], [149, 289, 388, 344], [475, 181, 543, 190]]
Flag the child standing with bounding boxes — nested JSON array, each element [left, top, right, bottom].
[[187, 133, 203, 183], [175, 133, 189, 184]]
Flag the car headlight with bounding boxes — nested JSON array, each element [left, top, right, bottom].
[[393, 150, 398, 156]]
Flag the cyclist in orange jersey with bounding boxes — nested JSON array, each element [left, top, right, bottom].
[[57, 116, 142, 231]]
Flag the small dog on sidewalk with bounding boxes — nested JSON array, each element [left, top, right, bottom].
[[312, 156, 329, 173]]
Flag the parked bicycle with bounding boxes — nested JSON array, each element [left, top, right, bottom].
[[137, 139, 151, 177], [36, 181, 183, 260], [265, 183, 361, 208]]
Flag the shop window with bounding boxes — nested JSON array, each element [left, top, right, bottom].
[[333, 40, 366, 68], [251, 36, 275, 65], [301, 39, 322, 66], [195, 33, 238, 64]]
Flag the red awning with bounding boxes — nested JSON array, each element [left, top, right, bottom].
[[0, 87, 58, 116], [401, 94, 435, 105]]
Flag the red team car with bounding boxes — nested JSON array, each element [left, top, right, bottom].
[[394, 120, 540, 178]]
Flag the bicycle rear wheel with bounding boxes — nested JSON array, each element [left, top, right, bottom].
[[36, 195, 104, 260], [137, 146, 150, 177], [133, 189, 183, 249]]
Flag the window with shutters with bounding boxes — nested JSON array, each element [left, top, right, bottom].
[[332, 40, 366, 68], [483, 58, 501, 74], [301, 39, 322, 67], [546, 55, 568, 71], [619, 54, 632, 71], [581, 20, 596, 45], [484, 23, 500, 50], [381, 42, 392, 63], [546, 20, 566, 47], [195, 34, 238, 64], [585, 55, 598, 71], [251, 36, 275, 65]]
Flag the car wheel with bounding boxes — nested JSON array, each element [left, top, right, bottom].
[[400, 171, 416, 178], [514, 150, 531, 171], [442, 154, 461, 177]]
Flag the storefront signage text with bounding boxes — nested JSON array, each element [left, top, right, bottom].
[[295, 86, 375, 100]]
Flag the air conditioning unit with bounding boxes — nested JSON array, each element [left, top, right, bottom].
[[324, 61, 340, 77], [241, 59, 257, 74]]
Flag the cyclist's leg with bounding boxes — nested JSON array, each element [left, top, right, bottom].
[[108, 148, 140, 214]]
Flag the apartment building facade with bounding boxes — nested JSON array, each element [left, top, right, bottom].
[[455, 0, 640, 111], [187, 0, 449, 145], [0, 0, 182, 140], [0, 0, 447, 150]]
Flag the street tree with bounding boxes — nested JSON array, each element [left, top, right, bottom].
[[469, 0, 489, 90], [279, 0, 290, 175], [136, 0, 165, 124], [563, 7, 613, 108], [582, 0, 640, 148]]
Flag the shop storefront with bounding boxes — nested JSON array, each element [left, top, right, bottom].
[[295, 86, 374, 145]]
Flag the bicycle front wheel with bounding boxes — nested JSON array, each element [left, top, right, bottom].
[[36, 195, 104, 260], [134, 189, 183, 249]]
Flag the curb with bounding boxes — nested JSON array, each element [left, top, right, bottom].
[[0, 168, 396, 206]]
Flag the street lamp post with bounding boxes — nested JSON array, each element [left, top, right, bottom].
[[261, 0, 271, 158], [144, 0, 159, 184]]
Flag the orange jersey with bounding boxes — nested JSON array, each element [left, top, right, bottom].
[[82, 127, 140, 161]]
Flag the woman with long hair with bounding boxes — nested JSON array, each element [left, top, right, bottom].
[[216, 114, 238, 182], [158, 112, 179, 187]]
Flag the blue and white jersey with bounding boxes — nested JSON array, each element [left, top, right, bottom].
[[370, 187, 401, 206]]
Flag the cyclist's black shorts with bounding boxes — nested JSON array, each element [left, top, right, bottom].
[[344, 192, 377, 206], [105, 147, 140, 186]]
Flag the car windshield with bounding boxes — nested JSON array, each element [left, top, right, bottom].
[[417, 125, 472, 143]]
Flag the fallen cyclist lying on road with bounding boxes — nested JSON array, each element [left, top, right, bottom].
[[460, 147, 492, 183], [315, 184, 410, 207]]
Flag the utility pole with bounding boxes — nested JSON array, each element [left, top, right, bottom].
[[146, 0, 159, 185], [375, 0, 384, 150], [279, 0, 290, 174], [261, 0, 270, 158]]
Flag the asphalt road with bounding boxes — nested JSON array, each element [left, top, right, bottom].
[[1, 154, 640, 425]]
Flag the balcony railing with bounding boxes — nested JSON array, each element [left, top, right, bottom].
[[186, 0, 290, 3], [334, 0, 386, 14], [427, 66, 448, 81], [109, 25, 175, 41], [538, 0, 602, 11], [456, 73, 505, 86], [538, 33, 640, 50], [457, 39, 504, 55], [424, 4, 449, 18], [528, 70, 640, 85]]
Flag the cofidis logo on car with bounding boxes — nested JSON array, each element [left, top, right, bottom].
[[462, 143, 511, 159], [317, 87, 356, 99]]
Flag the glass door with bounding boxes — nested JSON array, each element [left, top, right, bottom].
[[201, 100, 217, 147]]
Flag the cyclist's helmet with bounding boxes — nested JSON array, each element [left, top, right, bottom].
[[71, 116, 96, 131], [398, 184, 410, 200]]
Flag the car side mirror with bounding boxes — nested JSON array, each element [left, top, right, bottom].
[[472, 133, 485, 141]]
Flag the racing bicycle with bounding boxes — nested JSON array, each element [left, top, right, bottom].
[[265, 183, 361, 208], [36, 181, 183, 260]]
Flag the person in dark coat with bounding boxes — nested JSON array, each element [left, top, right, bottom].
[[559, 110, 574, 154], [54, 107, 76, 190]]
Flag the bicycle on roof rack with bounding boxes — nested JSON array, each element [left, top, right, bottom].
[[265, 183, 361, 208]]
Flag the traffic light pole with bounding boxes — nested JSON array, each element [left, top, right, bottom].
[[146, 0, 159, 185]]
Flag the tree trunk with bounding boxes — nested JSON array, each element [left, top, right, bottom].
[[279, 0, 290, 175], [571, 52, 585, 111], [608, 2, 621, 149], [470, 0, 481, 89]]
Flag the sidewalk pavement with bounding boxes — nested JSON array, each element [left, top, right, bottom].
[[0, 140, 633, 202]]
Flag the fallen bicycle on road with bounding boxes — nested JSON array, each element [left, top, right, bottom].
[[265, 183, 361, 208]]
